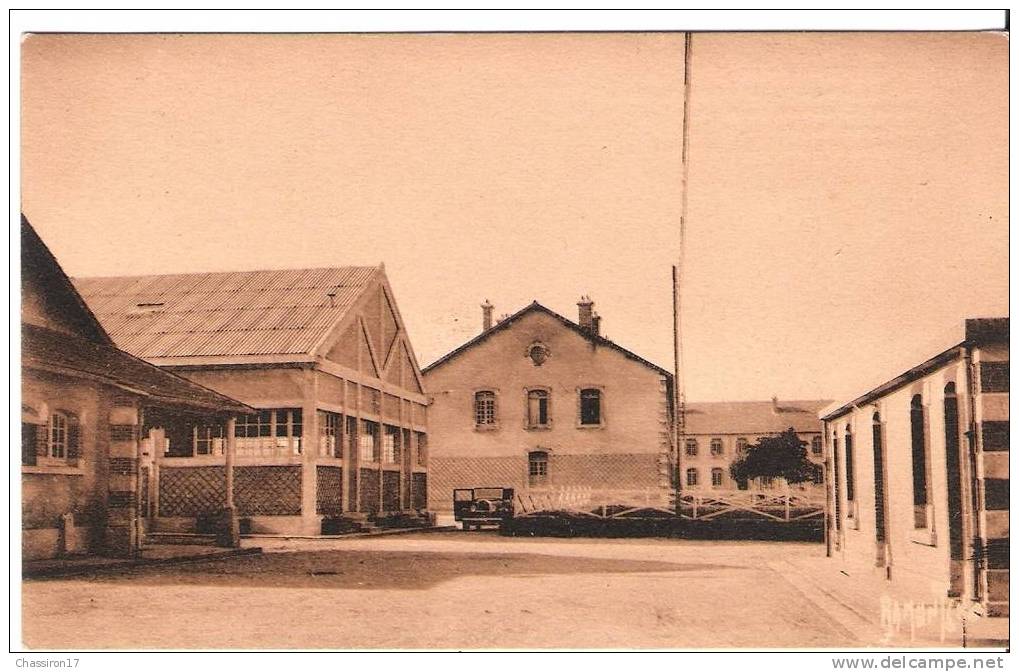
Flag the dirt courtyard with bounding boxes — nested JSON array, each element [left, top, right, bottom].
[[22, 531, 860, 649]]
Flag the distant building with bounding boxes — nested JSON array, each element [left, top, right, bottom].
[[821, 318, 1008, 642], [75, 264, 430, 535], [680, 399, 829, 491], [422, 298, 675, 511], [21, 216, 250, 560]]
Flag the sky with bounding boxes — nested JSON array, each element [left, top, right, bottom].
[[20, 32, 1008, 402]]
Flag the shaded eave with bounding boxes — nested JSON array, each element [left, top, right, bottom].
[[422, 301, 673, 380]]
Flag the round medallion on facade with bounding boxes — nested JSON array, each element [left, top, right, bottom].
[[526, 341, 551, 366]]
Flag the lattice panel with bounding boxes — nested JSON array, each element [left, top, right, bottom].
[[158, 466, 226, 517], [412, 473, 427, 510], [359, 468, 380, 513], [427, 456, 527, 511], [317, 466, 344, 515], [234, 466, 302, 516], [382, 471, 401, 512], [551, 453, 661, 489]]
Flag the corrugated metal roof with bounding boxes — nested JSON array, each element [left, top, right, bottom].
[[73, 266, 380, 361], [684, 400, 830, 436]]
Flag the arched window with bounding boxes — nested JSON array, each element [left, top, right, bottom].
[[526, 389, 550, 428], [684, 438, 698, 456], [710, 438, 724, 456], [910, 394, 930, 529], [474, 391, 497, 426], [528, 450, 549, 485], [579, 389, 602, 425], [811, 436, 823, 455], [872, 411, 888, 548], [711, 468, 724, 487], [686, 468, 698, 487], [844, 424, 855, 508], [943, 382, 964, 567]]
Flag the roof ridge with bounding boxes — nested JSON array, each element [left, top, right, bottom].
[[421, 300, 672, 378], [73, 264, 381, 282]]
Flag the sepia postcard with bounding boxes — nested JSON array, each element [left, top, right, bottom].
[[11, 10, 1011, 663]]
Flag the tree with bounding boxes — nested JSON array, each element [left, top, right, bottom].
[[729, 428, 815, 487]]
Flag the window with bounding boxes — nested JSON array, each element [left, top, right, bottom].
[[318, 411, 342, 457], [812, 464, 824, 485], [49, 411, 68, 458], [474, 391, 497, 426], [527, 389, 550, 428], [686, 468, 698, 487], [736, 437, 749, 454], [685, 438, 698, 456], [528, 451, 549, 485], [194, 424, 225, 456], [910, 395, 930, 529], [40, 411, 79, 464], [844, 425, 855, 509], [811, 436, 823, 455], [235, 409, 302, 456], [415, 432, 428, 466], [382, 425, 401, 464], [711, 468, 724, 487], [872, 412, 887, 545], [579, 389, 602, 425], [360, 420, 380, 462], [710, 438, 723, 456]]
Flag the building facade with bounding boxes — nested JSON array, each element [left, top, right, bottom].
[[422, 298, 675, 511], [75, 265, 430, 535], [21, 216, 250, 560], [822, 318, 1008, 637], [680, 399, 829, 491]]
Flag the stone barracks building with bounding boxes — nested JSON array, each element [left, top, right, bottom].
[[75, 264, 430, 535], [822, 318, 1008, 643], [21, 216, 250, 560], [422, 297, 675, 511], [680, 399, 829, 491]]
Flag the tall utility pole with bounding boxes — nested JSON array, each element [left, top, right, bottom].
[[673, 32, 693, 515]]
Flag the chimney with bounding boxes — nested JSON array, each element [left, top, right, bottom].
[[481, 299, 494, 332], [591, 312, 602, 337], [577, 295, 595, 332]]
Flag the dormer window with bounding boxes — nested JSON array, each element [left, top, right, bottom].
[[129, 302, 165, 316]]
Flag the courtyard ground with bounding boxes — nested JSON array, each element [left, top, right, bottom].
[[21, 531, 921, 650]]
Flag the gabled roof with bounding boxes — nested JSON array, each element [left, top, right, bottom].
[[683, 400, 829, 435], [422, 301, 673, 379], [74, 266, 381, 362], [21, 215, 113, 347], [21, 215, 251, 414]]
